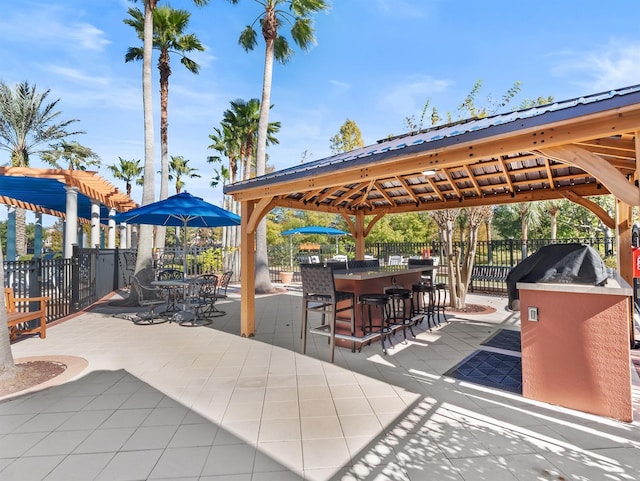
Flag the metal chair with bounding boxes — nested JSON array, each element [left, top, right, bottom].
[[193, 274, 225, 318], [300, 263, 356, 363], [214, 271, 233, 300], [131, 275, 169, 325]]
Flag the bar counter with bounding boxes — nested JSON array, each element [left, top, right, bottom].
[[334, 266, 433, 331]]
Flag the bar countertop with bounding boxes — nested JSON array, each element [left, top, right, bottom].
[[333, 266, 432, 281]]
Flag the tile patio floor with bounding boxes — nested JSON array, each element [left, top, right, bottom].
[[2, 286, 640, 480]]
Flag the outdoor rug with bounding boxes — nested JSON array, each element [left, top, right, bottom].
[[480, 328, 521, 352], [444, 350, 522, 394]]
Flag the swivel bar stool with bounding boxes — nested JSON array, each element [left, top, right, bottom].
[[385, 287, 415, 342], [434, 282, 448, 325], [359, 293, 391, 354], [411, 282, 435, 329]]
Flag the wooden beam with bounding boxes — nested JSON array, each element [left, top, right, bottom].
[[537, 145, 640, 206], [561, 191, 615, 229], [364, 213, 384, 237], [373, 180, 396, 206], [230, 108, 640, 202], [396, 176, 420, 205]]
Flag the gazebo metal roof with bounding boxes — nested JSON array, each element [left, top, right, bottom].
[[226, 84, 640, 214]]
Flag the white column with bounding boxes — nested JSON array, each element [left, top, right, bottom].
[[108, 209, 116, 248], [119, 222, 128, 249], [64, 186, 79, 259], [90, 200, 100, 248]]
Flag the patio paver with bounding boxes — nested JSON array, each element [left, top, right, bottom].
[[1, 287, 640, 480]]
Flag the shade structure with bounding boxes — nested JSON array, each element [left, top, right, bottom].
[[281, 226, 348, 236], [114, 192, 240, 275], [281, 226, 350, 269]]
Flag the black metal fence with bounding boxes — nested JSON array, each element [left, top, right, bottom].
[[268, 237, 617, 292], [4, 247, 136, 326], [3, 234, 631, 331]]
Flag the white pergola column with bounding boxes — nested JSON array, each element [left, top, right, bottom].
[[63, 185, 79, 259], [108, 208, 116, 248], [119, 222, 128, 249], [90, 199, 101, 248]]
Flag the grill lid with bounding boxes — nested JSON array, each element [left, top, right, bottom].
[[506, 243, 608, 309]]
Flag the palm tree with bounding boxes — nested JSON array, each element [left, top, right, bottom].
[[125, 5, 205, 251], [168, 155, 200, 194], [107, 157, 143, 197], [236, 0, 328, 293], [0, 80, 82, 257], [127, 0, 209, 284], [41, 140, 100, 170], [208, 98, 280, 274]]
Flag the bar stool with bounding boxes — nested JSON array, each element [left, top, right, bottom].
[[385, 287, 415, 341], [359, 293, 392, 354], [434, 282, 448, 325], [411, 282, 435, 329]]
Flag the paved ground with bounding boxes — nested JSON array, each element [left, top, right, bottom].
[[2, 286, 640, 480]]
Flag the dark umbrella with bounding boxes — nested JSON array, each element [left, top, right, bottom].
[[114, 192, 240, 275]]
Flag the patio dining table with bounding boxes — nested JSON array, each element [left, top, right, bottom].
[[151, 278, 198, 324]]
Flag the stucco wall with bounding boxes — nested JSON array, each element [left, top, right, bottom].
[[519, 286, 632, 422]]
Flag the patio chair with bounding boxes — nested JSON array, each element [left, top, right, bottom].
[[214, 271, 233, 300], [131, 275, 169, 325], [192, 274, 225, 318], [300, 263, 355, 363], [388, 255, 404, 266]]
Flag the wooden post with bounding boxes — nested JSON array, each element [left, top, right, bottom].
[[240, 200, 256, 337], [354, 211, 365, 259]]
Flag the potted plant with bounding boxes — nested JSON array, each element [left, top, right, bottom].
[[280, 270, 294, 285]]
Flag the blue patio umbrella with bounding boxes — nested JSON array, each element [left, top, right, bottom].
[[281, 225, 350, 269], [115, 192, 240, 275]]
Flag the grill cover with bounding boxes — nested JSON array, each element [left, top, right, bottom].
[[506, 243, 608, 309]]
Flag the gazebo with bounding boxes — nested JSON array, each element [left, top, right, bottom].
[[225, 85, 640, 338]]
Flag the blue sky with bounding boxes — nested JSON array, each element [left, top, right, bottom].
[[1, 0, 640, 218]]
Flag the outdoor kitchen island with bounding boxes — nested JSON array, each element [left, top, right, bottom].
[[517, 275, 634, 422]]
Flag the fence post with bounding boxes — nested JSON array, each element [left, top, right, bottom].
[[71, 244, 80, 313], [509, 237, 515, 266]]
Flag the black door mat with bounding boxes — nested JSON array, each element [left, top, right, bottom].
[[480, 328, 521, 352], [445, 350, 522, 394]]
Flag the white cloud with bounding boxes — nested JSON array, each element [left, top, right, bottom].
[[329, 79, 351, 95], [552, 41, 640, 92], [0, 5, 109, 54], [68, 23, 111, 52], [377, 75, 452, 119]]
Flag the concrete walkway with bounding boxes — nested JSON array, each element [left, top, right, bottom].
[[2, 287, 640, 480]]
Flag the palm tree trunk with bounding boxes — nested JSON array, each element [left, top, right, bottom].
[[155, 50, 170, 250], [254, 38, 276, 294], [133, 0, 157, 286], [0, 242, 16, 375]]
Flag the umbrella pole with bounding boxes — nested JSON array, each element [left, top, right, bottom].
[[183, 220, 188, 278], [289, 237, 293, 271]]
